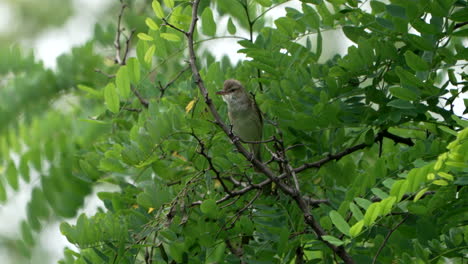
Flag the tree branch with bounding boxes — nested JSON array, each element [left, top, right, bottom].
[[131, 85, 149, 108], [184, 1, 355, 263], [162, 18, 188, 35], [293, 129, 414, 174], [158, 65, 190, 98], [372, 214, 409, 264], [191, 131, 231, 195], [114, 2, 127, 65]]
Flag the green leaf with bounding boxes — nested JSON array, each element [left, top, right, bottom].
[[104, 83, 120, 113], [386, 4, 407, 19], [389, 86, 418, 101], [395, 66, 424, 87], [380, 196, 396, 215], [163, 0, 174, 9], [206, 241, 226, 263], [201, 8, 216, 36], [329, 210, 350, 236], [77, 84, 102, 98], [322, 235, 344, 246], [21, 221, 35, 246], [342, 26, 368, 43], [407, 34, 433, 51], [453, 28, 468, 37], [439, 126, 458, 136], [126, 58, 141, 84], [144, 44, 156, 64], [160, 33, 181, 42], [200, 199, 218, 218], [145, 17, 159, 31], [137, 33, 154, 41], [6, 161, 19, 190], [0, 180, 6, 203], [432, 179, 448, 186], [371, 188, 389, 200], [389, 179, 408, 201], [387, 99, 415, 109], [227, 18, 236, 35], [450, 7, 468, 22], [349, 220, 364, 237], [363, 202, 381, 226], [254, 0, 272, 7], [152, 0, 165, 18], [350, 203, 364, 221], [19, 158, 30, 182], [116, 66, 131, 99], [413, 188, 429, 202], [354, 197, 372, 210], [438, 172, 454, 181], [376, 17, 394, 29], [404, 51, 430, 71], [370, 0, 385, 13]]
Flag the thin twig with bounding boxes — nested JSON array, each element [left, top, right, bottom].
[[158, 65, 190, 98], [131, 86, 149, 108], [95, 69, 116, 78], [372, 214, 410, 264], [162, 18, 188, 35], [114, 2, 127, 65], [192, 132, 231, 195]]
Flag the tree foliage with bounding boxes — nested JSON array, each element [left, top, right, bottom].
[[1, 0, 467, 263]]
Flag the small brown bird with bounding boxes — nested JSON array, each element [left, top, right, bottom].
[[216, 79, 263, 161]]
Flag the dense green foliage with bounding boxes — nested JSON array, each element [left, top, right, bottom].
[[1, 0, 467, 263]]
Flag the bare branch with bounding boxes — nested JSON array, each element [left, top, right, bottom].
[[131, 86, 149, 108], [158, 65, 190, 98], [293, 129, 414, 174], [114, 2, 127, 65], [162, 18, 188, 35], [191, 131, 232, 195], [372, 214, 409, 264], [95, 68, 116, 78]]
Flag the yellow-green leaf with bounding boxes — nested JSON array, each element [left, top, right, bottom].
[[380, 196, 396, 215], [138, 33, 154, 41], [349, 220, 364, 237], [145, 17, 159, 31], [77, 84, 102, 98], [126, 58, 141, 84], [432, 179, 448, 186], [163, 0, 174, 9], [160, 33, 181, 42], [389, 179, 408, 202], [254, 0, 272, 7], [414, 187, 428, 202], [363, 202, 381, 226], [152, 0, 165, 18], [438, 172, 454, 181], [185, 99, 197, 113], [104, 83, 120, 113], [144, 44, 156, 64]]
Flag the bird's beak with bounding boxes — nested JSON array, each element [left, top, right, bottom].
[[216, 90, 230, 95]]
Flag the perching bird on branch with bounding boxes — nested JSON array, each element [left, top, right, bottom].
[[216, 79, 263, 161]]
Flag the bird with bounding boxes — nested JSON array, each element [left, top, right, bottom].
[[216, 79, 263, 161]]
